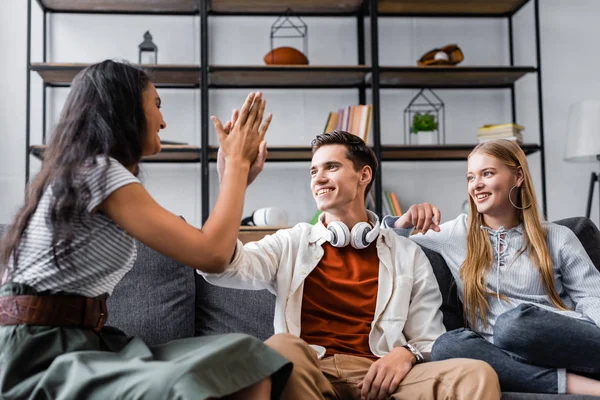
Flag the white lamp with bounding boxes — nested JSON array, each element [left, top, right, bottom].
[[564, 101, 600, 218]]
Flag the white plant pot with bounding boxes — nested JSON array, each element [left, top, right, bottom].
[[415, 131, 436, 145]]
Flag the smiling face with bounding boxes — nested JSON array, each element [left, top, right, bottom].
[[310, 144, 371, 214], [467, 151, 523, 220], [141, 82, 166, 156]]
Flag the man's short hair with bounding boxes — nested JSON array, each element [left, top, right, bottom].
[[311, 130, 378, 197]]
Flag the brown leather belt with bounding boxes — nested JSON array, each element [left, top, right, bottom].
[[0, 294, 108, 332]]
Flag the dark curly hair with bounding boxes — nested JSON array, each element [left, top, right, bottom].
[[1, 60, 150, 277]]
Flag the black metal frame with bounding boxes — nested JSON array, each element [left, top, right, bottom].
[[369, 0, 383, 214], [533, 0, 548, 216], [200, 0, 210, 224], [25, 0, 547, 222], [585, 156, 600, 222]]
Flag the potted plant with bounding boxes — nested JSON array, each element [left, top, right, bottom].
[[410, 112, 438, 144]]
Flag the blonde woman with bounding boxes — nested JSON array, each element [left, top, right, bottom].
[[383, 139, 600, 396]]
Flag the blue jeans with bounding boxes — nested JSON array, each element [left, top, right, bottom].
[[431, 304, 600, 394]]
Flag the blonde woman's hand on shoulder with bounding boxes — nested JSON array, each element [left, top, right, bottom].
[[394, 202, 441, 234]]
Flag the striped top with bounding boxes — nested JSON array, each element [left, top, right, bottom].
[[7, 157, 140, 297], [383, 214, 600, 342]]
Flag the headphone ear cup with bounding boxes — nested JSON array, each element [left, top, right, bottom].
[[350, 222, 372, 249], [327, 221, 350, 247]]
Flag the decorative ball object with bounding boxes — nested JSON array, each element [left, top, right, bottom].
[[433, 51, 449, 62], [417, 44, 464, 67], [263, 46, 309, 65]]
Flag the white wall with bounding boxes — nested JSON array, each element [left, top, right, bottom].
[[1, 1, 600, 227]]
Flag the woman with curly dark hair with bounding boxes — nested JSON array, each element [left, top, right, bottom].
[[0, 60, 291, 400]]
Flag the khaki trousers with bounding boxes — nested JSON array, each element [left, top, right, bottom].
[[266, 333, 501, 400]]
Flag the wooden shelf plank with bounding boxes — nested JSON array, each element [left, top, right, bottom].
[[38, 0, 530, 17], [209, 65, 370, 88], [39, 0, 198, 14], [30, 144, 540, 163], [209, 0, 529, 16], [30, 144, 202, 163], [209, 144, 541, 162], [378, 0, 530, 16], [381, 144, 540, 161], [376, 66, 536, 88], [239, 226, 290, 244], [209, 0, 363, 15], [31, 63, 202, 87], [31, 64, 533, 89], [208, 146, 313, 162]]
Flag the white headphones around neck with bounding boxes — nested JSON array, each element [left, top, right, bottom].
[[320, 210, 381, 249]]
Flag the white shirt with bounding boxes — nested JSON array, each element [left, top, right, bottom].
[[199, 220, 446, 358], [8, 157, 138, 297]]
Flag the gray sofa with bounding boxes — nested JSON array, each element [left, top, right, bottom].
[[1, 217, 599, 399]]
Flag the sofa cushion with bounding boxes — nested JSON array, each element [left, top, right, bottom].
[[194, 273, 275, 341], [106, 240, 196, 345], [420, 247, 464, 331], [554, 217, 600, 272]]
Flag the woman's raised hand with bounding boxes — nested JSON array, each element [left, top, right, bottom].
[[217, 106, 269, 186], [211, 92, 271, 168]]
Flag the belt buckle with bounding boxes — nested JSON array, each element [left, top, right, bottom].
[[93, 294, 108, 332], [94, 311, 105, 332]]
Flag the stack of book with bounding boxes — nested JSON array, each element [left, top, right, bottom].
[[323, 104, 373, 142], [477, 123, 524, 144], [366, 189, 402, 216]]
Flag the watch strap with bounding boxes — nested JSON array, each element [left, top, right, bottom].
[[402, 343, 425, 364]]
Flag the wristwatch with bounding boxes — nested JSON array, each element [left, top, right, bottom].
[[402, 343, 425, 364]]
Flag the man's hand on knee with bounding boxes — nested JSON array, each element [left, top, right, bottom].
[[358, 347, 415, 400]]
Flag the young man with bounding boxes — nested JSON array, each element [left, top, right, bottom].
[[201, 130, 500, 400]]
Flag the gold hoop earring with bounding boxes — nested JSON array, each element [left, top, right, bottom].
[[509, 185, 531, 210]]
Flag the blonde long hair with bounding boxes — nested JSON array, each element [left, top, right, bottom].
[[461, 140, 567, 327]]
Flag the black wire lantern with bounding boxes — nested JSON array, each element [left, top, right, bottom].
[[404, 88, 445, 145], [268, 8, 308, 64], [138, 31, 158, 64]]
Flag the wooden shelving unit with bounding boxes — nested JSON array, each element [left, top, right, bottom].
[[31, 63, 368, 89], [26, 0, 547, 220], [378, 0, 530, 17], [207, 0, 530, 17], [205, 144, 541, 163], [381, 144, 541, 161], [209, 66, 370, 89], [209, 0, 363, 15], [31, 63, 202, 87], [37, 0, 199, 14], [376, 67, 536, 89], [239, 226, 290, 244], [207, 146, 312, 162], [30, 144, 202, 163]]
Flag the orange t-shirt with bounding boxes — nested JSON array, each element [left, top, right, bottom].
[[300, 241, 380, 359]]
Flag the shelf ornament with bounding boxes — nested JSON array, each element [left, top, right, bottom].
[[404, 88, 445, 145], [139, 31, 158, 65], [264, 8, 309, 65]]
